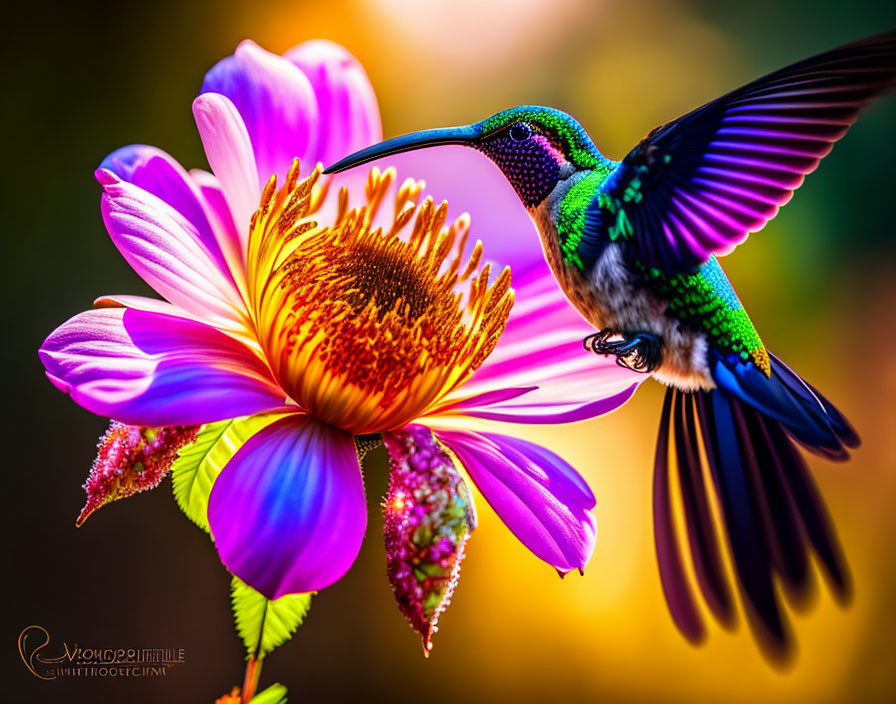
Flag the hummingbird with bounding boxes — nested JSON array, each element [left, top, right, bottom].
[[325, 31, 895, 659]]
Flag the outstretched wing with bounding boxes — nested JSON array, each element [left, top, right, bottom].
[[600, 30, 896, 274]]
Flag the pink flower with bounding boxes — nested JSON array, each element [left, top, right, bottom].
[[39, 40, 643, 614]]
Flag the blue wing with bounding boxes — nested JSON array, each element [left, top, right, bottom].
[[600, 30, 896, 274]]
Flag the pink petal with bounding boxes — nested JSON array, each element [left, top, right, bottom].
[[438, 261, 647, 422], [200, 40, 319, 187], [285, 40, 382, 168], [39, 308, 287, 426], [188, 168, 247, 297], [433, 386, 537, 414], [93, 295, 259, 350], [94, 294, 190, 318], [453, 386, 639, 425], [367, 146, 538, 271], [98, 145, 238, 289], [192, 92, 261, 251], [208, 414, 365, 598], [437, 429, 597, 574], [97, 169, 249, 335]]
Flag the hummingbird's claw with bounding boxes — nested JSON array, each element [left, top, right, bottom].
[[583, 328, 662, 374]]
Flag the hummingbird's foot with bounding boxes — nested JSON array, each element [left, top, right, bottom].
[[583, 328, 662, 373]]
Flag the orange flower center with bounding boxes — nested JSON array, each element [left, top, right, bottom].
[[245, 161, 513, 434]]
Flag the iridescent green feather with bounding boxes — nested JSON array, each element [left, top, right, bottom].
[[640, 256, 767, 366], [556, 171, 605, 270], [601, 167, 645, 243]]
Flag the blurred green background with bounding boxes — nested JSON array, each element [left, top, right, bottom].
[[3, 1, 895, 702]]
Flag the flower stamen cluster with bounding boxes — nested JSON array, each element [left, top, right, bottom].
[[247, 160, 514, 433]]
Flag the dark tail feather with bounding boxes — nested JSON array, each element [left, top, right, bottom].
[[710, 351, 860, 459], [672, 392, 735, 627], [760, 414, 852, 598], [653, 381, 852, 663], [653, 391, 705, 643], [768, 354, 860, 451], [697, 390, 791, 659], [741, 408, 811, 605]]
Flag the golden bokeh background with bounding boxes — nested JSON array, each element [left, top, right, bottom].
[[5, 1, 895, 702]]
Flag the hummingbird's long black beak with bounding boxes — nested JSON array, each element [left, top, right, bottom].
[[323, 125, 482, 174]]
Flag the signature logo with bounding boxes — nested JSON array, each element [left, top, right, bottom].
[[18, 626, 185, 680]]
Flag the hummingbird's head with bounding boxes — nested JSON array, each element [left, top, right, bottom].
[[471, 106, 604, 207], [324, 106, 604, 209]]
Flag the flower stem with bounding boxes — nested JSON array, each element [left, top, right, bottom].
[[241, 655, 263, 702]]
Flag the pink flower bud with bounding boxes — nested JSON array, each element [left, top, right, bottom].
[[382, 425, 476, 655], [77, 422, 200, 526]]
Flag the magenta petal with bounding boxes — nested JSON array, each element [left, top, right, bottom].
[[97, 169, 247, 331], [458, 385, 639, 424], [437, 430, 597, 573], [92, 295, 258, 350], [187, 167, 245, 283], [201, 40, 319, 186], [39, 308, 287, 426], [372, 147, 537, 270], [442, 263, 648, 422], [433, 386, 537, 413], [192, 93, 261, 248], [285, 40, 382, 168], [208, 414, 366, 598], [94, 294, 197, 319], [99, 145, 235, 285]]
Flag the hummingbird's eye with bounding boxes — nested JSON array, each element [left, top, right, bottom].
[[509, 123, 531, 142]]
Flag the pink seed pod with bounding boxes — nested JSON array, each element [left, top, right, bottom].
[[77, 422, 200, 526], [382, 425, 477, 655]]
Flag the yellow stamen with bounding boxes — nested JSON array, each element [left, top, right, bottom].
[[245, 159, 514, 434]]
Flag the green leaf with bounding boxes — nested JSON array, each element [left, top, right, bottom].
[[249, 683, 288, 704], [170, 414, 280, 533], [231, 576, 312, 660]]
